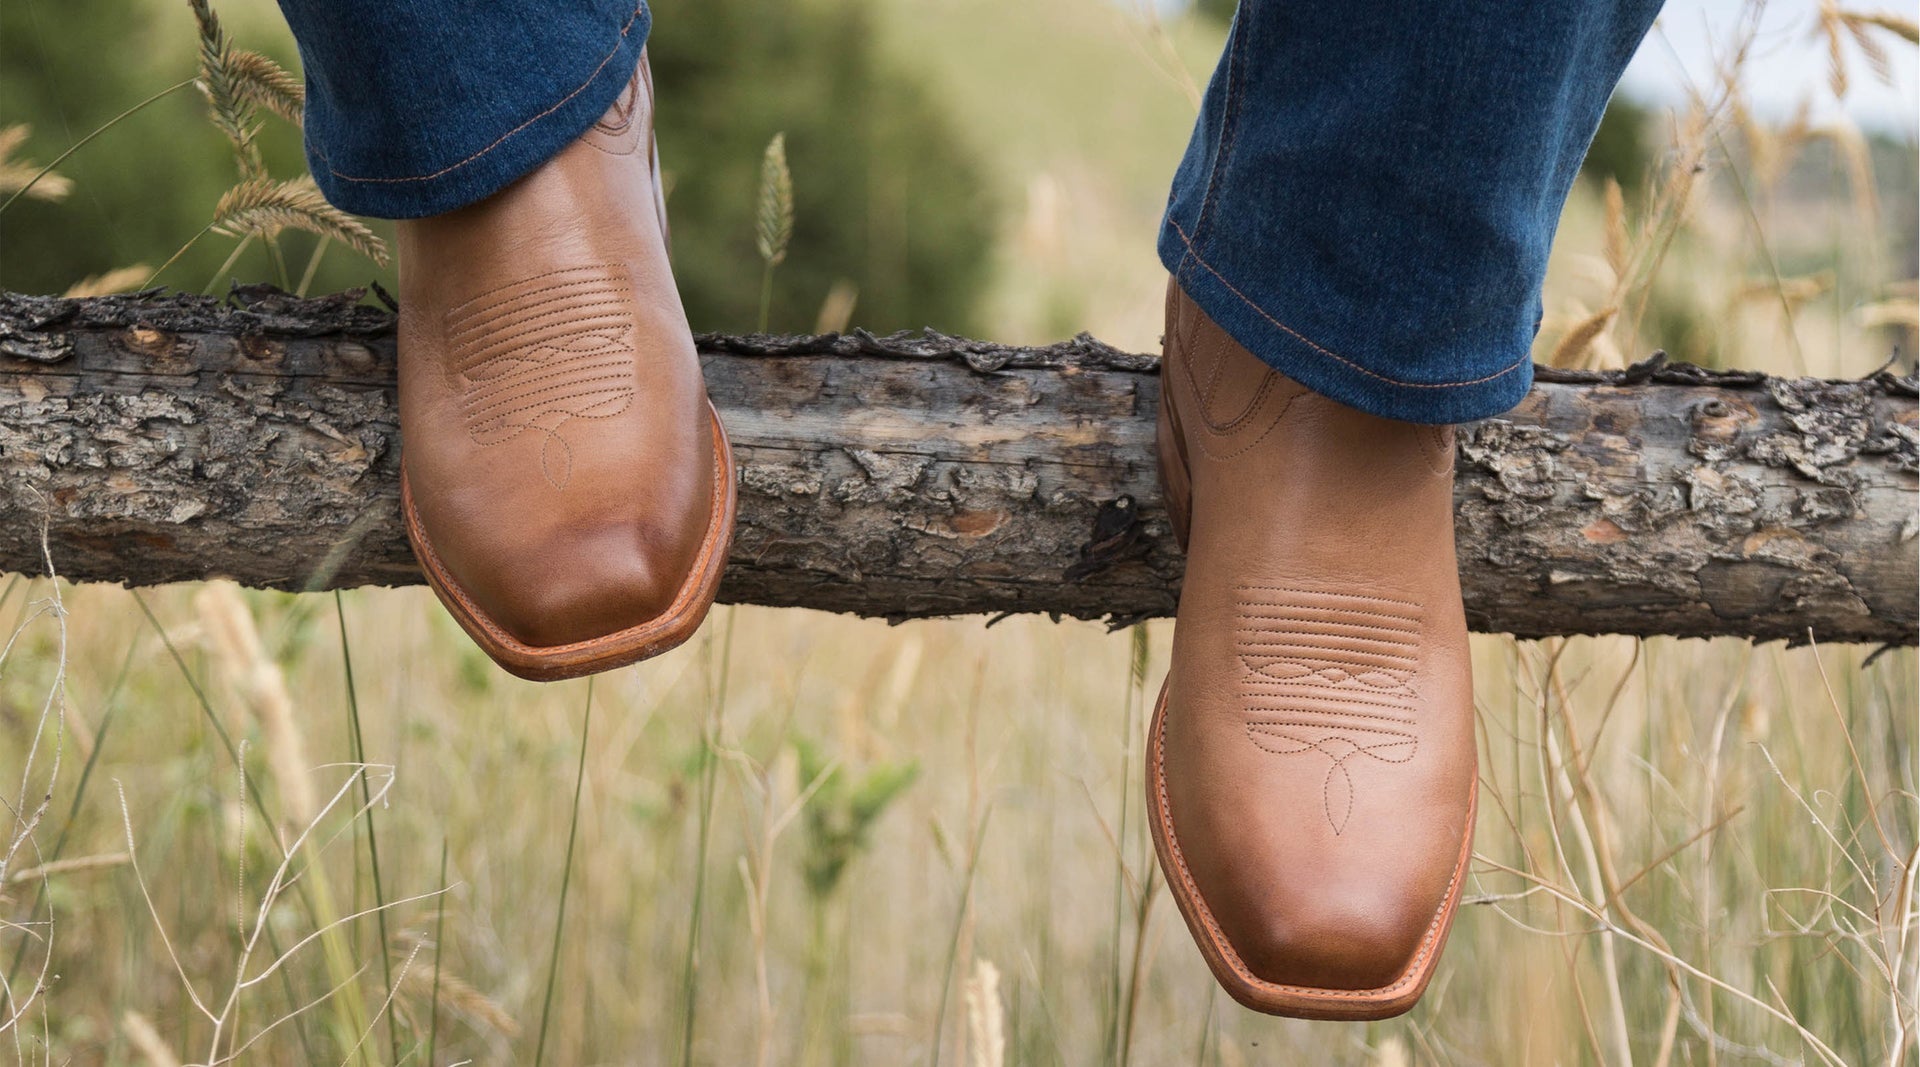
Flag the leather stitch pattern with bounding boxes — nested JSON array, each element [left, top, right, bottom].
[[1169, 335, 1296, 463], [583, 69, 643, 156], [1170, 290, 1285, 437], [464, 370, 634, 409], [1420, 425, 1456, 476], [445, 265, 627, 321], [445, 264, 637, 489], [1235, 585, 1423, 835], [449, 300, 632, 365], [449, 292, 631, 337], [1240, 602, 1432, 625], [1237, 585, 1422, 608]]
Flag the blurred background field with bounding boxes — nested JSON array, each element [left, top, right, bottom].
[[1, 0, 1917, 1063]]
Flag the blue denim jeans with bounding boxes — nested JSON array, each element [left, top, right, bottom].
[[275, 0, 651, 219], [1161, 0, 1663, 423], [279, 0, 1659, 422]]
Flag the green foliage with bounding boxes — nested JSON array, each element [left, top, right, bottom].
[[792, 735, 918, 900], [1584, 95, 1656, 198], [0, 0, 354, 295], [649, 0, 997, 334], [3, 0, 995, 334], [1191, 0, 1237, 26]]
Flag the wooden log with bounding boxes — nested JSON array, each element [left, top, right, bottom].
[[0, 288, 1913, 644]]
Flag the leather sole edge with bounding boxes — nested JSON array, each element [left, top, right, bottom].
[[402, 400, 738, 682]]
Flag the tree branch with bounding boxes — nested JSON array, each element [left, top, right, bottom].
[[1, 287, 1913, 643]]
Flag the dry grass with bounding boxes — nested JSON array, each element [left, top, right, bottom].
[[0, 0, 1914, 1063], [0, 587, 1911, 1064]]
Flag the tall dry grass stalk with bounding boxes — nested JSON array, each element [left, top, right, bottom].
[[112, 756, 436, 1067], [0, 76, 207, 223], [173, 0, 386, 292], [121, 1010, 184, 1067], [1549, 0, 1917, 378], [0, 532, 70, 1044], [963, 958, 1005, 1067], [0, 126, 72, 203], [195, 582, 315, 830]]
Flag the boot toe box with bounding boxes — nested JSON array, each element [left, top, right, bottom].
[[408, 446, 721, 656], [482, 523, 697, 648], [1210, 868, 1444, 993]]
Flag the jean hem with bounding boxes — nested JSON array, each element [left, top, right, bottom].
[[1157, 225, 1534, 426], [304, 5, 650, 219]]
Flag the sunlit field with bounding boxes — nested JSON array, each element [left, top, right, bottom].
[[2, 0, 1916, 1063]]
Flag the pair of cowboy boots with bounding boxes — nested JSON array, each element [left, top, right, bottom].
[[397, 52, 1474, 1018]]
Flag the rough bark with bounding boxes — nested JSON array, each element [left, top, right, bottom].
[[0, 288, 1914, 644]]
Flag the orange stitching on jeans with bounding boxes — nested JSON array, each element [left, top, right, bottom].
[[314, 4, 645, 186], [1167, 219, 1532, 392]]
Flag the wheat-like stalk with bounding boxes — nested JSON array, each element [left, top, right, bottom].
[[1854, 292, 1920, 330], [212, 175, 388, 265], [756, 132, 794, 268], [121, 1010, 183, 1067], [1845, 19, 1894, 83], [963, 958, 1004, 1067], [0, 124, 73, 202], [187, 0, 264, 178], [194, 581, 316, 830], [399, 950, 521, 1037], [813, 278, 860, 334], [1548, 303, 1620, 369], [1729, 270, 1834, 308], [1735, 97, 1812, 197], [1817, 4, 1919, 98], [1601, 177, 1629, 284], [1849, 9, 1919, 42], [63, 265, 153, 298], [225, 49, 304, 126]]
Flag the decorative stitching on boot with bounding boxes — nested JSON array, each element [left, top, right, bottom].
[[1235, 585, 1423, 835], [444, 264, 637, 489], [1420, 426, 1457, 476], [583, 70, 643, 156], [1168, 334, 1296, 463]]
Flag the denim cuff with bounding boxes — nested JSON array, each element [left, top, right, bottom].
[[293, 3, 650, 219], [1158, 226, 1535, 426], [1154, 0, 1661, 426]]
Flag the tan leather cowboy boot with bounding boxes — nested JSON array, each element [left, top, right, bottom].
[[396, 52, 735, 681], [1147, 280, 1476, 1019]]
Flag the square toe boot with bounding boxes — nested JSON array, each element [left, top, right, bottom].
[[1147, 280, 1476, 1020], [396, 53, 736, 682]]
